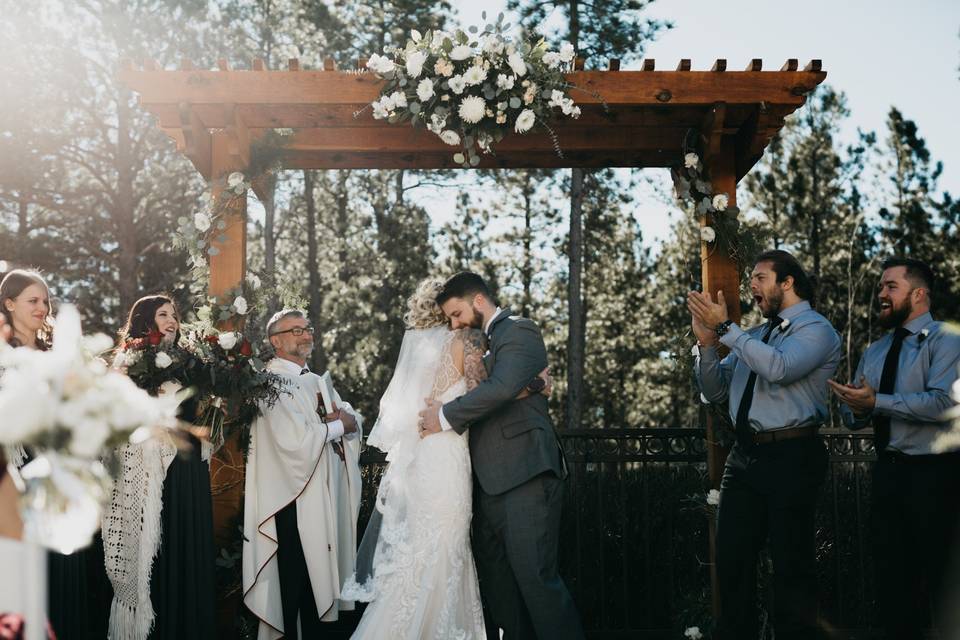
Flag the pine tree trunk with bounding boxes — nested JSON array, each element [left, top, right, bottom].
[[521, 175, 533, 317], [115, 90, 139, 313], [304, 170, 325, 371], [567, 167, 585, 430]]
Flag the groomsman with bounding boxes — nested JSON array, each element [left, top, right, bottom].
[[689, 249, 840, 640], [830, 258, 960, 639]]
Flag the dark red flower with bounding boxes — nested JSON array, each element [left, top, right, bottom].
[[205, 335, 220, 344], [123, 338, 145, 351], [147, 329, 164, 346], [239, 340, 252, 357]]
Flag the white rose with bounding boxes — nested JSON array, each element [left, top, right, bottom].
[[463, 65, 487, 86], [417, 78, 435, 102], [450, 45, 472, 61], [159, 380, 183, 397], [232, 296, 248, 315], [247, 273, 261, 290], [549, 89, 565, 107], [427, 113, 447, 134], [482, 36, 504, 56], [706, 490, 720, 506], [405, 50, 427, 78], [514, 109, 536, 133], [366, 53, 395, 75], [700, 226, 716, 243], [371, 99, 390, 120], [684, 152, 699, 169], [684, 627, 704, 640], [217, 332, 239, 351], [155, 351, 173, 369], [439, 130, 461, 146], [390, 91, 408, 109], [458, 95, 486, 124], [193, 212, 211, 232], [448, 74, 466, 95], [496, 74, 515, 90], [542, 52, 561, 68], [712, 194, 729, 211], [227, 172, 245, 188], [559, 42, 576, 63], [507, 52, 527, 77]]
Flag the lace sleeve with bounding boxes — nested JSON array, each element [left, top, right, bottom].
[[460, 329, 487, 391]]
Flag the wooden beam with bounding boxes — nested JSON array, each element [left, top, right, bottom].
[[217, 58, 230, 71], [323, 57, 336, 71], [700, 102, 727, 165], [608, 59, 621, 71], [252, 58, 266, 71], [287, 58, 300, 71], [177, 102, 212, 179], [711, 59, 727, 72], [641, 59, 655, 71], [223, 103, 251, 167], [573, 57, 585, 71], [180, 58, 194, 71], [781, 59, 799, 72], [745, 59, 762, 71], [804, 59, 822, 72], [676, 59, 691, 72]]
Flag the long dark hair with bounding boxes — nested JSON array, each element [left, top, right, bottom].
[[754, 250, 816, 302], [119, 294, 180, 344], [0, 269, 54, 349]]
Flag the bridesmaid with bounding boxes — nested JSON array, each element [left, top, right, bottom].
[[1, 268, 87, 640], [106, 295, 216, 640]]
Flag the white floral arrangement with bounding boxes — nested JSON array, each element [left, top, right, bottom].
[[0, 306, 180, 553], [174, 171, 251, 281], [363, 12, 585, 167]]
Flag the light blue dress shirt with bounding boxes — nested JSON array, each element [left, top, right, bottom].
[[839, 312, 960, 455], [697, 300, 841, 433]]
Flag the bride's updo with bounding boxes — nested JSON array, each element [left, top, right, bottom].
[[404, 277, 447, 330]]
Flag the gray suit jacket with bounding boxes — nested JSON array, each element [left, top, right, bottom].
[[443, 310, 565, 495]]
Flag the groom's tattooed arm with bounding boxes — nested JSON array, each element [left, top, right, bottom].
[[461, 329, 487, 392]]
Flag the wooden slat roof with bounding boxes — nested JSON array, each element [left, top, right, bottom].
[[118, 58, 826, 180]]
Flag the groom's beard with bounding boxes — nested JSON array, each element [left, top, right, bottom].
[[467, 304, 485, 330]]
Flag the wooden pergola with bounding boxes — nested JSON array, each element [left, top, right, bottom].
[[119, 55, 826, 623]]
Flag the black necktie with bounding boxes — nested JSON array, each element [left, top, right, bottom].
[[734, 317, 782, 448], [873, 327, 910, 453]]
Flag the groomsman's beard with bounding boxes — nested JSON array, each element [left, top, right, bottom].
[[879, 296, 912, 329], [759, 289, 784, 318]]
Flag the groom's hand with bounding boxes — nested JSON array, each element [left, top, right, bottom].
[[418, 399, 443, 439]]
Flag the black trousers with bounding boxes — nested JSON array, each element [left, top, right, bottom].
[[275, 501, 323, 639], [715, 437, 828, 640], [872, 451, 960, 640]]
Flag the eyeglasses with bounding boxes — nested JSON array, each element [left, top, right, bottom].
[[270, 326, 316, 337]]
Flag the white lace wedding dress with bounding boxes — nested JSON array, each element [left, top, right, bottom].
[[341, 326, 486, 640]]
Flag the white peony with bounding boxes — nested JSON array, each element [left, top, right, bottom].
[[439, 130, 461, 146], [427, 113, 447, 134], [390, 91, 408, 109], [217, 332, 239, 351], [482, 36, 504, 56], [684, 627, 704, 640], [154, 352, 173, 369], [542, 52, 561, 68], [559, 42, 576, 63], [232, 296, 248, 315], [434, 58, 454, 77], [712, 194, 729, 211], [514, 109, 536, 133], [227, 172, 245, 188], [684, 152, 699, 169], [463, 65, 487, 86], [458, 95, 486, 124], [700, 226, 716, 243], [366, 53, 395, 75], [417, 78, 435, 102], [449, 45, 473, 61], [706, 489, 720, 506], [507, 52, 527, 77], [496, 74, 515, 90], [448, 74, 466, 95], [405, 50, 427, 78], [193, 212, 211, 232]]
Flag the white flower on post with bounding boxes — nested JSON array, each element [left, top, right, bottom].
[[448, 75, 467, 95], [684, 152, 699, 169], [700, 226, 716, 243], [372, 98, 390, 120], [463, 65, 487, 86], [713, 194, 729, 211], [217, 332, 239, 351], [416, 78, 435, 102], [194, 212, 212, 232], [450, 45, 472, 61], [496, 74, 515, 90], [458, 95, 487, 124], [247, 273, 261, 290], [507, 51, 527, 77], [706, 490, 720, 506], [390, 91, 408, 109], [232, 296, 248, 315], [439, 130, 461, 146], [684, 627, 704, 640], [514, 109, 536, 133], [405, 50, 427, 78], [542, 51, 562, 68], [559, 42, 576, 63], [366, 53, 395, 75], [227, 172, 245, 189], [154, 352, 173, 370]]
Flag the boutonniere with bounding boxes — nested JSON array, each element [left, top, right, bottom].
[[918, 328, 930, 343], [779, 318, 791, 331]]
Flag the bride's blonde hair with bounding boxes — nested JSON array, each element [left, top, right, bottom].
[[404, 277, 448, 330]]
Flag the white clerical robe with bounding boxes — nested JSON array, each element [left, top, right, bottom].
[[243, 357, 363, 640]]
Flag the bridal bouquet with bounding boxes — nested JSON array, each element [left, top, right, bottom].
[[364, 12, 581, 167], [116, 328, 204, 396], [0, 306, 181, 553]]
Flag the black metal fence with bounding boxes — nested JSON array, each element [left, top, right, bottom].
[[357, 427, 878, 638]]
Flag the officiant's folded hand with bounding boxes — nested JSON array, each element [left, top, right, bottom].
[[324, 407, 358, 434]]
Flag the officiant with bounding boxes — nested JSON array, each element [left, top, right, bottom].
[[243, 309, 363, 640]]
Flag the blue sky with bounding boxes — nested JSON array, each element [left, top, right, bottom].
[[413, 0, 960, 249]]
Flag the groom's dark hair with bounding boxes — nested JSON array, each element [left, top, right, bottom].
[[754, 249, 815, 302], [436, 271, 493, 306]]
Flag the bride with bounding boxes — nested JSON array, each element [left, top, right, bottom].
[[343, 278, 548, 639]]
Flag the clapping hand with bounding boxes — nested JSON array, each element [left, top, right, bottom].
[[828, 376, 876, 416], [687, 290, 728, 346]]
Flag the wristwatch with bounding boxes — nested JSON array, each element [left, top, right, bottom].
[[526, 377, 546, 394], [715, 320, 733, 338]]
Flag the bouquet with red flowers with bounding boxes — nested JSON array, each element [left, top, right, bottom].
[[117, 329, 203, 398]]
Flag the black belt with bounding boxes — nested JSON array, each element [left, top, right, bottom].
[[751, 425, 818, 445]]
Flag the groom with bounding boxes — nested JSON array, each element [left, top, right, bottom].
[[419, 271, 584, 640]]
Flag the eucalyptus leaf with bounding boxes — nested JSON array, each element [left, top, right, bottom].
[[509, 97, 521, 109], [469, 155, 480, 167], [464, 135, 474, 147], [410, 102, 421, 114], [442, 38, 453, 53], [216, 220, 227, 230], [453, 152, 465, 164], [208, 247, 220, 256], [468, 25, 477, 33], [177, 216, 187, 225], [388, 113, 399, 124], [502, 22, 511, 30], [481, 10, 487, 19], [399, 78, 407, 87]]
